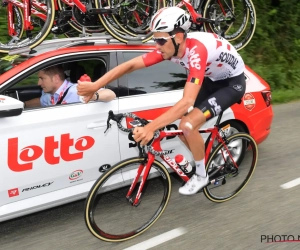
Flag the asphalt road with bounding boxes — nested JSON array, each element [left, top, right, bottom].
[[1, 101, 300, 250]]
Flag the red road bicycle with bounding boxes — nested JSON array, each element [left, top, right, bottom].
[[84, 109, 258, 242]]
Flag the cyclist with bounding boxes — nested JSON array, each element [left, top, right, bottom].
[[77, 6, 246, 195]]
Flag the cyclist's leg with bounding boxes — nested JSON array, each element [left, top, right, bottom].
[[178, 77, 212, 150], [178, 74, 246, 195], [178, 78, 214, 195]]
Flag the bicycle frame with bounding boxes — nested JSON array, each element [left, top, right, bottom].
[[126, 119, 238, 206]]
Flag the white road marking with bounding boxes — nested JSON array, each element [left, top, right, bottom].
[[123, 227, 187, 250], [280, 177, 300, 189]]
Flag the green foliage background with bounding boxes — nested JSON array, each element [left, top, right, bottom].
[[239, 0, 300, 93], [0, 0, 299, 102]]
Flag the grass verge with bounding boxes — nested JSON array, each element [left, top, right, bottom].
[[271, 89, 300, 104]]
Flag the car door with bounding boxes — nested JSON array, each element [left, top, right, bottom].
[[117, 50, 194, 165], [0, 51, 120, 220]]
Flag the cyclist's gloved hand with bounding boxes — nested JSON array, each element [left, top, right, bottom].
[[133, 126, 154, 146]]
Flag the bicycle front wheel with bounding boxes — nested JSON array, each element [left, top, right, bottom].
[[85, 157, 172, 242], [204, 133, 258, 202]]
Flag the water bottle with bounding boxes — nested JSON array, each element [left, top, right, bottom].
[[79, 74, 91, 103], [175, 154, 193, 174], [79, 74, 91, 82]]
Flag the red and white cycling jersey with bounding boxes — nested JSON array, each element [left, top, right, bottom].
[[142, 32, 245, 84]]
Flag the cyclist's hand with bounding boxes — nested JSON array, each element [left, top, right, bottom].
[[77, 80, 98, 97], [133, 126, 154, 146]]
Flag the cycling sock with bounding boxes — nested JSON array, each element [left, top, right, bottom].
[[195, 159, 206, 178]]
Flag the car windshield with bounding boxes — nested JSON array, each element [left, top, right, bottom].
[[0, 54, 28, 75]]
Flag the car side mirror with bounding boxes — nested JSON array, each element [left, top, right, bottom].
[[0, 95, 23, 118]]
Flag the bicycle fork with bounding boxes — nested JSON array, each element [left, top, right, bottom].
[[126, 155, 154, 207]]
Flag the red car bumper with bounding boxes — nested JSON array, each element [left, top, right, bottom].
[[248, 105, 274, 145]]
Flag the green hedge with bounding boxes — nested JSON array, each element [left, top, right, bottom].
[[239, 0, 300, 91]]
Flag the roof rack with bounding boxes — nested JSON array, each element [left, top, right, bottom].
[[7, 35, 116, 56], [8, 47, 32, 56], [7, 33, 154, 56]]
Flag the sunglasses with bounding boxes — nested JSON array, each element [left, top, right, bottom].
[[153, 35, 175, 46]]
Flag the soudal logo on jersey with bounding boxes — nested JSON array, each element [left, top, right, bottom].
[[8, 133, 95, 172], [189, 45, 201, 70], [22, 182, 54, 192], [216, 52, 238, 70]]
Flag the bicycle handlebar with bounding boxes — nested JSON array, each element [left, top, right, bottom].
[[105, 110, 171, 156], [105, 110, 153, 133]]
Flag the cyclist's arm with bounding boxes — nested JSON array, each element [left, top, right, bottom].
[[92, 50, 164, 90], [146, 42, 208, 131]]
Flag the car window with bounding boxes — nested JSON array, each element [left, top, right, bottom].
[[123, 52, 187, 95], [13, 59, 107, 88], [5, 58, 108, 108]]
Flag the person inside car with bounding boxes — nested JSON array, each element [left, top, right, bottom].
[[24, 64, 116, 108], [77, 7, 246, 196]]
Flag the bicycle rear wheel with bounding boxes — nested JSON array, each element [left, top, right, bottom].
[[203, 0, 256, 51], [0, 0, 55, 53], [204, 133, 257, 202], [84, 157, 171, 242]]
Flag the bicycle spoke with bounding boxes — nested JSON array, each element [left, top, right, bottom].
[[136, 1, 154, 8], [204, 133, 258, 202], [96, 0, 165, 42]]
